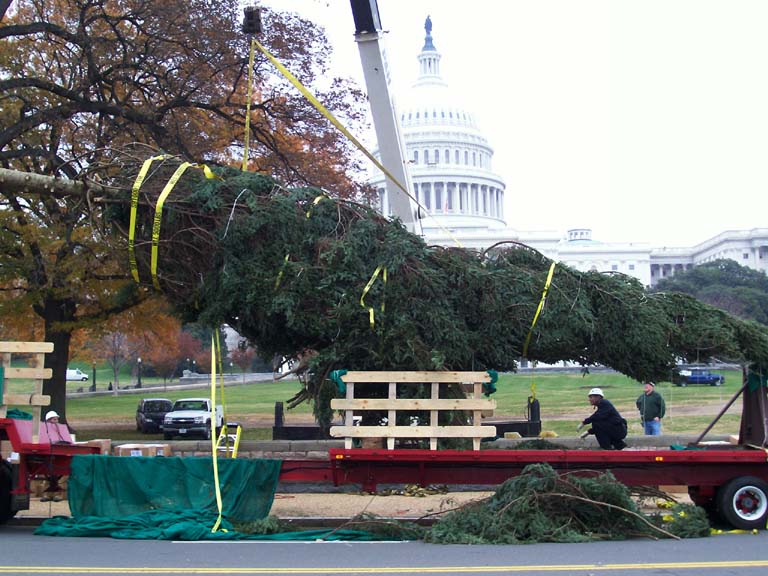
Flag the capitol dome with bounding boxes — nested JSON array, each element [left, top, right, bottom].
[[371, 16, 506, 234]]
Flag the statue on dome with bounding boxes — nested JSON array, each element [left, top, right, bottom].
[[425, 15, 432, 35]]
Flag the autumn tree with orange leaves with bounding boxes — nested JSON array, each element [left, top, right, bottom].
[[0, 0, 371, 420]]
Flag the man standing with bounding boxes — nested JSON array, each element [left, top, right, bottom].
[[636, 381, 665, 435], [578, 388, 627, 450]]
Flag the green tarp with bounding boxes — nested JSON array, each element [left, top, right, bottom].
[[36, 455, 393, 541], [34, 510, 388, 541], [67, 455, 281, 522]]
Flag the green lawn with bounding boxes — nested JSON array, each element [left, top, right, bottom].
[[5, 364, 742, 441]]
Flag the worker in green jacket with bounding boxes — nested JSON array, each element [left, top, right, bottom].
[[636, 381, 665, 435]]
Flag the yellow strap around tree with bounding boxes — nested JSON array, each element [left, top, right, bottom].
[[128, 155, 170, 283], [522, 262, 557, 358], [149, 163, 218, 290], [360, 265, 387, 329]]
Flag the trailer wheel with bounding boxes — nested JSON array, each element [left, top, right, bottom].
[[717, 476, 768, 530], [0, 460, 16, 524]]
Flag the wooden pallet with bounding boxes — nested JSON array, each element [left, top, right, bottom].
[[330, 371, 496, 450], [0, 341, 53, 443]]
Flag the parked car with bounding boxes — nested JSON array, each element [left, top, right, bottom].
[[135, 398, 173, 433], [675, 368, 725, 387], [66, 368, 89, 381], [163, 397, 223, 440]]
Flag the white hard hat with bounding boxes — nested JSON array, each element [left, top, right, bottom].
[[45, 410, 60, 420], [588, 388, 604, 397]]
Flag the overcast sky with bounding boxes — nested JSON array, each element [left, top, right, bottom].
[[263, 1, 768, 247]]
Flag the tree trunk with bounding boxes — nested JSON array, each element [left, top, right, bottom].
[[41, 297, 77, 424]]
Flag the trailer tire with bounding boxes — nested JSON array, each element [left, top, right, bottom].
[[0, 460, 16, 524], [717, 476, 768, 530]]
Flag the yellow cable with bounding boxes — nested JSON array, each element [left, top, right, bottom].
[[252, 38, 463, 248], [209, 334, 225, 533], [242, 38, 256, 171]]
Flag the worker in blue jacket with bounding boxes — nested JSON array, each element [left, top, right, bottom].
[[578, 388, 627, 450]]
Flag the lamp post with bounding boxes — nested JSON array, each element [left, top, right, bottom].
[[137, 357, 142, 388], [90, 361, 96, 392]]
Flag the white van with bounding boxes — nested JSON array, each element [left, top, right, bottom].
[[66, 368, 89, 381]]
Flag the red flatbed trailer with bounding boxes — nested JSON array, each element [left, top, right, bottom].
[[4, 416, 768, 530]]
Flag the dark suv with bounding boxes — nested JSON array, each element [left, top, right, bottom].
[[135, 398, 173, 433]]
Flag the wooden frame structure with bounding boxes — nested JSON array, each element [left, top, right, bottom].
[[0, 341, 52, 444], [330, 371, 496, 450]]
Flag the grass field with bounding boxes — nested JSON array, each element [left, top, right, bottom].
[[6, 367, 743, 442]]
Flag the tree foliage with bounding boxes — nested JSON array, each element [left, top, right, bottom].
[[654, 259, 768, 326], [426, 463, 709, 544], [0, 0, 370, 420], [99, 160, 768, 427]]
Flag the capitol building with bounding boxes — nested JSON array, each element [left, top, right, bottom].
[[370, 19, 768, 287]]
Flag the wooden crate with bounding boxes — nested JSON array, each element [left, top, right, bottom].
[[0, 341, 53, 443], [330, 371, 496, 450]]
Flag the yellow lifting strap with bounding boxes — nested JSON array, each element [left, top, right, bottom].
[[216, 423, 242, 459], [242, 37, 257, 171], [360, 265, 387, 329], [522, 262, 556, 358], [129, 158, 218, 289]]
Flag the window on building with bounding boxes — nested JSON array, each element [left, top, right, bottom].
[[455, 150, 459, 163], [424, 150, 429, 164], [629, 264, 635, 271], [413, 151, 418, 164], [434, 149, 439, 164], [435, 188, 443, 212], [472, 152, 477, 166], [611, 264, 618, 271], [445, 149, 450, 163], [464, 151, 469, 165], [743, 253, 749, 260]]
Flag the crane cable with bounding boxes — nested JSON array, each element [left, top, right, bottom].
[[250, 38, 463, 249]]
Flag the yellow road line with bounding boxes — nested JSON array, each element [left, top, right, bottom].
[[2, 561, 768, 573]]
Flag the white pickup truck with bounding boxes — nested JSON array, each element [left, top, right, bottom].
[[162, 397, 223, 440]]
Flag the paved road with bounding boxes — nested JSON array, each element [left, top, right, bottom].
[[2, 525, 768, 575]]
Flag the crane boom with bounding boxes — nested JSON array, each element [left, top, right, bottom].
[[350, 0, 422, 236]]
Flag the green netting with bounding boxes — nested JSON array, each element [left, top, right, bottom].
[[67, 455, 280, 522], [34, 510, 391, 541]]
